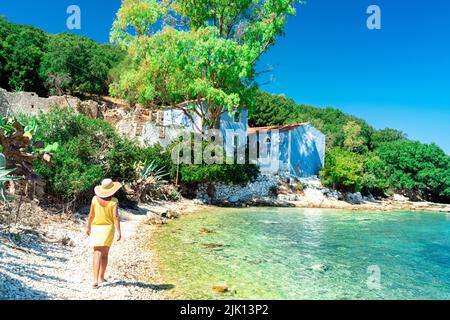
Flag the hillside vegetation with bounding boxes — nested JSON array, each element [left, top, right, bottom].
[[0, 17, 124, 97]]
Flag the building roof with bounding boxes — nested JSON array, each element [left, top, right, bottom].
[[248, 123, 308, 135]]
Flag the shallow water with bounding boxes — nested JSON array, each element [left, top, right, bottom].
[[152, 208, 450, 300]]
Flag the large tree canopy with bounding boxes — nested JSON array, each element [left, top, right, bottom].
[[110, 0, 301, 128]]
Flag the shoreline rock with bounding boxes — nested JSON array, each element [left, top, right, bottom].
[[194, 175, 450, 213]]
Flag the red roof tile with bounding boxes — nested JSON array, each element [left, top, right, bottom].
[[248, 123, 308, 135]]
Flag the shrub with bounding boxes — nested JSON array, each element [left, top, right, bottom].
[[320, 148, 364, 192], [167, 136, 260, 185], [179, 163, 259, 185], [360, 153, 389, 196], [27, 107, 144, 200]]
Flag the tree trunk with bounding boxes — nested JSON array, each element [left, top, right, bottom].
[[208, 105, 222, 129]]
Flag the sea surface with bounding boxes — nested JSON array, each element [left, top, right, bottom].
[[152, 208, 450, 299]]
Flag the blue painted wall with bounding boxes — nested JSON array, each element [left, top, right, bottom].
[[289, 124, 326, 178]]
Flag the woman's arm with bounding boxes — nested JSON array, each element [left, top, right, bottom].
[[86, 202, 95, 236], [114, 205, 121, 241]]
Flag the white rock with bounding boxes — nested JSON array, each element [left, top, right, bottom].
[[393, 194, 409, 202], [311, 263, 330, 273]]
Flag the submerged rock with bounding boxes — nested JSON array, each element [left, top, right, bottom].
[[199, 227, 214, 234], [311, 263, 331, 273], [202, 243, 224, 250], [211, 284, 229, 293]]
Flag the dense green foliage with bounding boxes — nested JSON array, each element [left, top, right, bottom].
[[26, 107, 144, 199], [0, 17, 124, 96], [320, 148, 363, 192], [0, 19, 48, 95], [179, 164, 259, 185], [376, 141, 450, 202], [321, 148, 387, 195], [40, 33, 125, 95], [167, 138, 260, 185], [250, 91, 450, 202]]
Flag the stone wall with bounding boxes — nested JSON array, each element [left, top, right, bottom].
[[196, 175, 280, 204], [0, 88, 101, 118]]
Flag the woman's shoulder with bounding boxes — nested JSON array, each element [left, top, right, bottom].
[[111, 197, 119, 205]]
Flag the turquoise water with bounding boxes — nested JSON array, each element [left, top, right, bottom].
[[152, 208, 450, 300]]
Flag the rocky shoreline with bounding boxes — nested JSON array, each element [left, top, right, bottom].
[[1, 194, 449, 300]]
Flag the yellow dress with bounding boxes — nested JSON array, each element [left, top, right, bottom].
[[89, 196, 118, 247]]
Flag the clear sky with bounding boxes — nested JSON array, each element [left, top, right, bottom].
[[1, 0, 449, 152]]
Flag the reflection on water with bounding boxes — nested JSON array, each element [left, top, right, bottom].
[[152, 208, 450, 300]]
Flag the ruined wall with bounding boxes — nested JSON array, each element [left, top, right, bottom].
[[102, 106, 184, 147], [0, 88, 100, 118]]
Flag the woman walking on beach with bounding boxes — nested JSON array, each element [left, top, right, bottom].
[[86, 179, 122, 289]]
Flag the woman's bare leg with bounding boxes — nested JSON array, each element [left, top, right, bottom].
[[99, 246, 110, 283], [92, 247, 102, 287]]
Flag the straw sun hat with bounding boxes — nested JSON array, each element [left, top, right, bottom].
[[94, 179, 122, 198]]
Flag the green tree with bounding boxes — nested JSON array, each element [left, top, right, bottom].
[[320, 148, 364, 192], [2, 23, 48, 94], [343, 121, 367, 153], [360, 152, 388, 196], [249, 91, 297, 127], [0, 17, 14, 89], [376, 140, 450, 202], [40, 33, 125, 95], [110, 0, 301, 129], [371, 128, 406, 148]]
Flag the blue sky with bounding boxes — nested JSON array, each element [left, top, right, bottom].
[[1, 0, 449, 152]]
